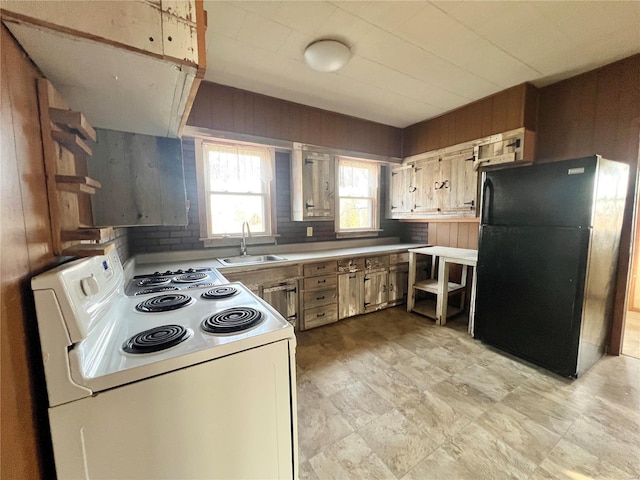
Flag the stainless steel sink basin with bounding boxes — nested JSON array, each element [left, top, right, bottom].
[[219, 254, 287, 265]]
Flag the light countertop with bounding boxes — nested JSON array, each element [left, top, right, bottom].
[[131, 242, 428, 278]]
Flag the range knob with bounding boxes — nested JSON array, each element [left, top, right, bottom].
[[80, 276, 99, 297], [186, 268, 195, 273], [176, 269, 184, 274], [164, 270, 172, 275], [153, 271, 162, 276]]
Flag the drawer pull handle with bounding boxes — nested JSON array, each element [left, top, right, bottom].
[[318, 266, 326, 269], [317, 296, 325, 300], [317, 313, 325, 317], [318, 279, 326, 283]]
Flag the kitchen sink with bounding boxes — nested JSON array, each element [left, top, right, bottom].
[[219, 254, 287, 265]]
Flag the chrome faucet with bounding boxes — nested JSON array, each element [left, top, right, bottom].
[[240, 221, 251, 256]]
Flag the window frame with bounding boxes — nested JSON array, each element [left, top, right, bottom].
[[194, 138, 277, 246], [335, 155, 381, 237]]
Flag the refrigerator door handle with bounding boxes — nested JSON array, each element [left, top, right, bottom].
[[482, 178, 494, 224]]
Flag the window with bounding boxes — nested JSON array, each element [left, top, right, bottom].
[[337, 157, 379, 234], [195, 139, 275, 241]]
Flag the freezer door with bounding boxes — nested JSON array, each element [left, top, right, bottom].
[[474, 225, 590, 377], [481, 156, 597, 227]]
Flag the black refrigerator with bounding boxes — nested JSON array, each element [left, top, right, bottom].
[[474, 155, 629, 378]]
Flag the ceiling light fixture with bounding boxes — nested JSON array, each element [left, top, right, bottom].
[[304, 39, 351, 73]]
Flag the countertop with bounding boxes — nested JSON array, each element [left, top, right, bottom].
[[131, 242, 428, 278]]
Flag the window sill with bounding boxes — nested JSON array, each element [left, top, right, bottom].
[[336, 230, 382, 239], [202, 235, 278, 248]]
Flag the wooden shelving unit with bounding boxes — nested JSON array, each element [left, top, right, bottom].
[[50, 130, 93, 157], [37, 79, 114, 256]]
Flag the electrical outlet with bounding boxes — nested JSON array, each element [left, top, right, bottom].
[[306, 227, 313, 237]]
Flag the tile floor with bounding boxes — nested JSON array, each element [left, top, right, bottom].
[[295, 307, 640, 480]]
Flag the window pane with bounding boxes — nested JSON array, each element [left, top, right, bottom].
[[339, 198, 372, 230], [339, 161, 376, 197], [209, 194, 266, 235], [207, 148, 264, 194]]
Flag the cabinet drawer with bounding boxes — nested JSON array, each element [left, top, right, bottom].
[[389, 252, 409, 264], [337, 257, 365, 272], [365, 255, 389, 270], [303, 288, 337, 309], [303, 274, 337, 291], [303, 261, 337, 276], [303, 304, 338, 329]]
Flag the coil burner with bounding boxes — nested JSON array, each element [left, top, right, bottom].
[[201, 286, 239, 300], [135, 294, 194, 313], [201, 307, 264, 334], [173, 273, 209, 283], [122, 325, 192, 354], [137, 277, 172, 287]]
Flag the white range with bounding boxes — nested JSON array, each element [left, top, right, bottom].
[[31, 250, 298, 479]]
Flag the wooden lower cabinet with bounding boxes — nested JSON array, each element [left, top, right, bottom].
[[222, 265, 301, 328], [338, 272, 364, 319], [225, 252, 413, 331], [262, 280, 298, 329], [304, 304, 338, 329], [301, 260, 338, 330], [363, 270, 389, 313], [388, 264, 409, 304]]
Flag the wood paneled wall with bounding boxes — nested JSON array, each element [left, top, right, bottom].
[[1, 25, 56, 478], [537, 54, 640, 354], [187, 82, 403, 158], [403, 83, 538, 157], [427, 222, 479, 250]]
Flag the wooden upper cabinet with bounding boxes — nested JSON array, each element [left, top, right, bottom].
[[388, 165, 413, 215], [291, 148, 335, 221], [1, 0, 207, 138], [442, 149, 477, 213], [403, 83, 538, 157], [413, 157, 443, 214], [388, 150, 477, 220]]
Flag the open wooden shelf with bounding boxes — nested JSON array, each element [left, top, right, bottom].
[[413, 278, 466, 295], [61, 227, 114, 242], [55, 175, 101, 194], [51, 129, 92, 156], [49, 107, 97, 141], [62, 242, 115, 257], [38, 79, 109, 257], [412, 298, 464, 320]]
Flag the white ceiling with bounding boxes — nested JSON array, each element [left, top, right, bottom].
[[203, 1, 640, 128]]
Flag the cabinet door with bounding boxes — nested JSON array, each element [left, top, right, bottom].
[[363, 271, 388, 312], [338, 272, 363, 319], [262, 282, 298, 328], [413, 157, 443, 214], [302, 152, 334, 218], [388, 265, 409, 303], [442, 149, 477, 214], [389, 165, 413, 216]]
